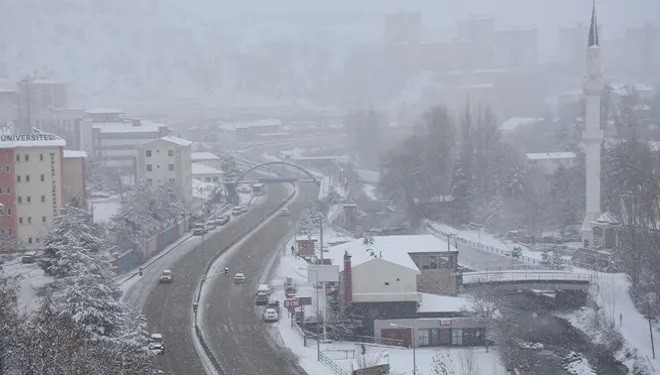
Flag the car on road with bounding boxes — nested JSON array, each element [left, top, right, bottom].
[[280, 208, 290, 216], [205, 220, 216, 231], [214, 215, 230, 226], [233, 273, 246, 284], [262, 307, 279, 322], [192, 223, 207, 236], [256, 293, 269, 306], [148, 333, 164, 355], [160, 269, 173, 283], [21, 255, 35, 263], [267, 300, 280, 314], [240, 205, 248, 213], [232, 206, 243, 216]]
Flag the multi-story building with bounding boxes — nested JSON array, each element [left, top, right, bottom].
[[135, 135, 193, 207], [16, 80, 68, 134], [0, 130, 84, 249], [0, 89, 18, 126], [62, 150, 87, 204], [191, 151, 223, 170], [92, 116, 170, 175], [33, 109, 93, 154], [192, 163, 225, 184]]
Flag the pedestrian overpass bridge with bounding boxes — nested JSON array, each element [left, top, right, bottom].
[[461, 270, 593, 292]]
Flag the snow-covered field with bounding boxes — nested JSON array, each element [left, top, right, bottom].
[[90, 195, 122, 224], [1, 258, 53, 311]]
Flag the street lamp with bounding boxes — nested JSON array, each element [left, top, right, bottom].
[[647, 292, 656, 360], [389, 323, 416, 375]]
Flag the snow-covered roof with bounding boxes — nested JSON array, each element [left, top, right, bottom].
[[327, 235, 449, 272], [499, 117, 542, 131], [526, 152, 576, 160], [93, 121, 166, 134], [160, 135, 192, 147], [417, 293, 471, 313], [192, 162, 224, 175], [595, 212, 618, 225], [218, 118, 282, 131], [85, 108, 123, 115], [191, 151, 221, 161], [63, 150, 87, 158]]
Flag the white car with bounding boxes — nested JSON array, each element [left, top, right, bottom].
[[205, 220, 216, 230], [159, 269, 173, 283], [262, 307, 279, 322], [233, 273, 246, 284], [148, 333, 164, 355], [232, 206, 243, 216]]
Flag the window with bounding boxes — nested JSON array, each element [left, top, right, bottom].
[[146, 150, 152, 157], [24, 154, 29, 161], [205, 177, 211, 182], [41, 195, 45, 203], [40, 174, 44, 182], [42, 216, 46, 223], [25, 175, 30, 182], [18, 217, 23, 224], [39, 153, 44, 161], [146, 164, 152, 172], [213, 177, 219, 182], [7, 208, 11, 216], [146, 178, 152, 184], [36, 238, 40, 244], [384, 282, 390, 286], [6, 187, 10, 194], [26, 196, 31, 203], [16, 175, 20, 183], [5, 166, 10, 173], [17, 196, 22, 204], [168, 164, 174, 171], [15, 154, 19, 162], [168, 149, 174, 156], [169, 178, 175, 183], [0, 207, 3, 216], [0, 187, 2, 194], [28, 237, 32, 244], [27, 216, 32, 224]]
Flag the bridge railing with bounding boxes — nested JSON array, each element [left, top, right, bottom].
[[462, 271, 594, 284]]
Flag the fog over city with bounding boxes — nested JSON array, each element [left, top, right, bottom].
[[1, 1, 660, 375]]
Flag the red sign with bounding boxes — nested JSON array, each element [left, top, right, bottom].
[[439, 319, 452, 326], [284, 298, 301, 308]]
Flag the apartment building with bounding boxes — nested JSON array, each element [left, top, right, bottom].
[[135, 135, 193, 207]]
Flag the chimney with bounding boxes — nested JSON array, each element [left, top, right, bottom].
[[343, 250, 352, 307]]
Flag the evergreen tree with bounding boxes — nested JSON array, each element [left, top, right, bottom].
[[450, 157, 474, 225], [485, 192, 505, 233], [39, 205, 104, 278]]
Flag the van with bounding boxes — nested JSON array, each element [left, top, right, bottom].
[[257, 284, 270, 296]]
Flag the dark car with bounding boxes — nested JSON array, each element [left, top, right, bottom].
[[266, 300, 280, 314], [21, 255, 35, 264], [256, 293, 269, 306]]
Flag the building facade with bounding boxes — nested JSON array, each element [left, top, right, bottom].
[[191, 151, 223, 170], [135, 135, 193, 207], [62, 150, 87, 204], [526, 152, 577, 174], [0, 132, 71, 249], [192, 162, 225, 183]]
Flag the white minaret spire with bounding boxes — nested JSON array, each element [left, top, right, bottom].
[[581, 0, 604, 247]]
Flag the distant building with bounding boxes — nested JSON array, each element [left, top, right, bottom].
[[135, 135, 193, 207], [496, 28, 538, 68], [17, 80, 68, 133], [498, 117, 543, 145], [0, 130, 83, 249], [218, 119, 282, 143], [526, 152, 577, 174], [191, 151, 223, 170], [92, 117, 170, 175], [384, 11, 422, 44], [0, 90, 18, 127], [62, 150, 87, 204], [192, 162, 224, 184], [32, 109, 93, 154]]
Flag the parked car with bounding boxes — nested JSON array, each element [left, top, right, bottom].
[[256, 293, 269, 306], [148, 333, 164, 355], [266, 300, 280, 314], [21, 255, 35, 264], [257, 284, 271, 296], [240, 205, 248, 213], [160, 269, 173, 283], [232, 206, 243, 216], [233, 273, 246, 284], [281, 208, 290, 216], [192, 223, 207, 236], [214, 215, 230, 226], [205, 220, 216, 231], [262, 307, 279, 322]]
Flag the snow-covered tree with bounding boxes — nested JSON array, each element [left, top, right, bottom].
[[485, 193, 505, 233], [38, 205, 105, 278], [450, 157, 474, 225]]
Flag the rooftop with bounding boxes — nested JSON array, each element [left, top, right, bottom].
[[85, 108, 123, 115], [327, 234, 450, 272], [63, 150, 87, 158], [192, 162, 224, 175], [93, 120, 167, 134], [526, 152, 577, 160], [218, 118, 282, 131], [160, 135, 192, 147], [191, 151, 221, 161], [0, 129, 66, 148], [499, 117, 542, 131]]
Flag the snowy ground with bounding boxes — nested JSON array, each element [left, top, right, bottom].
[[1, 258, 53, 311], [267, 235, 506, 375], [90, 194, 122, 224]]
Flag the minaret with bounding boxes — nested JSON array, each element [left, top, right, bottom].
[[581, 1, 604, 247]]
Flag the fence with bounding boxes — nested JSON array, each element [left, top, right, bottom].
[[114, 217, 190, 274], [320, 351, 351, 375], [462, 271, 593, 284]]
